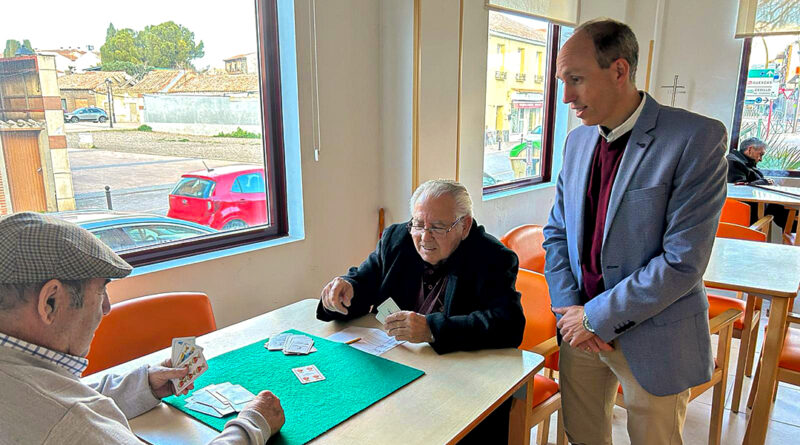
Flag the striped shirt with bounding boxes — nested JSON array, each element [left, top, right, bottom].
[[0, 333, 88, 377]]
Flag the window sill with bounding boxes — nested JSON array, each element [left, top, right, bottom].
[[482, 181, 555, 201], [128, 233, 305, 278]]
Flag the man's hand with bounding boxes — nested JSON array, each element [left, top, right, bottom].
[[553, 305, 594, 348], [384, 311, 433, 343], [320, 277, 354, 315], [148, 359, 193, 399], [575, 335, 614, 353], [245, 391, 285, 434]]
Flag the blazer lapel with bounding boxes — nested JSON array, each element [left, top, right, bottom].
[[573, 130, 598, 260], [602, 95, 659, 244]]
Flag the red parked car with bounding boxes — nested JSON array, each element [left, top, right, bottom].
[[167, 164, 268, 230]]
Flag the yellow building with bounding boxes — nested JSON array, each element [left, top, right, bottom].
[[485, 12, 548, 139]]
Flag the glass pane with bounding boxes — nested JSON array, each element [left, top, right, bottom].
[[737, 34, 800, 173], [0, 0, 272, 253], [484, 11, 549, 187]]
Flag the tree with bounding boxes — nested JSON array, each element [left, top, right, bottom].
[[106, 23, 117, 41], [3, 39, 33, 58], [99, 21, 204, 70]]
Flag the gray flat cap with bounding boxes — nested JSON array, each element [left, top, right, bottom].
[[0, 212, 132, 284]]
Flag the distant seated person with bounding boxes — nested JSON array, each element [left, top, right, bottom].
[[317, 179, 525, 354], [727, 137, 794, 229], [726, 137, 773, 185], [0, 212, 284, 445]]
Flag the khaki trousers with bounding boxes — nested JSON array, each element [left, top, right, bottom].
[[559, 341, 690, 445]]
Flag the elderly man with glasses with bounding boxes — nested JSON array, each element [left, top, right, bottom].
[[316, 179, 524, 353]]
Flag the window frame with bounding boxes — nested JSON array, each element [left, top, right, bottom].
[[730, 36, 800, 178], [120, 0, 289, 266], [483, 19, 559, 195]]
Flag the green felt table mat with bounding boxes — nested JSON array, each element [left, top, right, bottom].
[[163, 329, 424, 444]]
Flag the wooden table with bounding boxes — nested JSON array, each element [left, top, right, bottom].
[[704, 238, 800, 445], [83, 299, 543, 445], [726, 184, 800, 245]]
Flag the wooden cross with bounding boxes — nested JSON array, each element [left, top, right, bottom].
[[661, 75, 686, 106]]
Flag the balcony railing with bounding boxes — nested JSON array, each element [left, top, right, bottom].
[[515, 73, 526, 82], [495, 71, 507, 81]]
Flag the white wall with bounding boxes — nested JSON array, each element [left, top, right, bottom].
[[108, 0, 383, 328]]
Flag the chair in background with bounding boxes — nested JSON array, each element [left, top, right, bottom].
[[509, 269, 566, 445], [501, 224, 546, 273], [615, 308, 741, 445], [720, 198, 773, 235], [710, 222, 766, 412], [783, 208, 797, 246], [84, 292, 217, 376], [747, 312, 800, 410]]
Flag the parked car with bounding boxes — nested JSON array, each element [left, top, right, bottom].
[[52, 210, 217, 252], [64, 107, 109, 123], [167, 164, 267, 230]]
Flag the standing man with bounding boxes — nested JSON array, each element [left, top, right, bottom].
[[543, 19, 727, 445]]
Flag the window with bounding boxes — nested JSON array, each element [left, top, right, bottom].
[[731, 35, 800, 177], [0, 0, 289, 265], [483, 10, 558, 193]]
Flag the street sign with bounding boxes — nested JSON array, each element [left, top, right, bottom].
[[745, 76, 780, 100]]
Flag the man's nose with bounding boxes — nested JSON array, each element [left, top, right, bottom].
[[562, 86, 575, 104]]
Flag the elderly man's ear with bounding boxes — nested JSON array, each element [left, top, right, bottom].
[[35, 279, 65, 325], [460, 215, 473, 240]]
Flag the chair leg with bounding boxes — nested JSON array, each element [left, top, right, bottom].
[[708, 324, 732, 445], [747, 353, 762, 410], [556, 409, 566, 445], [732, 297, 756, 412], [508, 398, 530, 445], [744, 297, 762, 378], [537, 413, 551, 445]]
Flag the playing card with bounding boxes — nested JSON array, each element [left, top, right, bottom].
[[176, 343, 203, 367], [171, 337, 195, 365], [283, 335, 314, 355], [171, 350, 208, 394], [186, 389, 230, 411], [217, 384, 256, 405], [376, 297, 401, 324], [292, 365, 325, 384], [185, 401, 223, 418], [265, 333, 291, 351]]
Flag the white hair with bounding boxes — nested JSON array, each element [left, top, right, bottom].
[[409, 179, 473, 218]]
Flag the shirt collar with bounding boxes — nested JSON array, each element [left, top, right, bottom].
[[0, 332, 88, 377], [598, 92, 647, 143]]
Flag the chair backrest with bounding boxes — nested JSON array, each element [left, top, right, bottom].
[[84, 292, 216, 376], [720, 198, 751, 226], [516, 269, 557, 351], [501, 224, 546, 273], [716, 222, 767, 242]]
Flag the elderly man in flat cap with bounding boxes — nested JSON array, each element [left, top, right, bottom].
[[0, 212, 284, 445]]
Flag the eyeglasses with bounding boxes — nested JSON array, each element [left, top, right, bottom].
[[407, 216, 464, 237]]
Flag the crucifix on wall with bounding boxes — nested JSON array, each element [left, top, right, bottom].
[[661, 75, 686, 106]]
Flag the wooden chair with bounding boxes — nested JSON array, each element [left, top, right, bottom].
[[501, 224, 546, 273], [84, 292, 217, 376], [509, 269, 566, 445], [615, 308, 741, 445], [747, 312, 800, 410], [783, 208, 797, 246], [709, 222, 766, 412], [720, 198, 773, 234]]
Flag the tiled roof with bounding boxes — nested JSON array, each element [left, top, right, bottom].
[[0, 119, 45, 129], [37, 49, 84, 61], [57, 71, 129, 91], [224, 52, 255, 62], [125, 70, 184, 94], [168, 73, 259, 93], [489, 13, 547, 43]]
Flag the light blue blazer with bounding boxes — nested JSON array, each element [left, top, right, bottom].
[[543, 94, 728, 396]]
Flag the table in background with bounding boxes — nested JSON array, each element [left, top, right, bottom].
[[726, 184, 800, 245], [84, 299, 543, 445], [704, 238, 800, 445]]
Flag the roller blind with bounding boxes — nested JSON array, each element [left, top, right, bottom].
[[736, 0, 800, 37], [487, 0, 579, 26]]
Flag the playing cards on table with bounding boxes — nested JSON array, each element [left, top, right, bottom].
[[376, 297, 401, 324], [263, 333, 316, 355], [291, 365, 325, 384], [184, 382, 256, 417], [170, 337, 208, 394]]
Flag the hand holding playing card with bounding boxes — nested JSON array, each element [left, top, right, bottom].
[[245, 391, 285, 434], [148, 359, 194, 398], [384, 311, 433, 343]]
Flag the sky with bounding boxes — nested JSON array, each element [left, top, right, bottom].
[[0, 0, 259, 69]]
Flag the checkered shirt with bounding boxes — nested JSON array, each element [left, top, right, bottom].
[[0, 333, 88, 377]]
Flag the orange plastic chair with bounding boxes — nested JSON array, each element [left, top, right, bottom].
[[720, 198, 772, 234], [510, 270, 566, 445], [709, 222, 766, 412], [501, 224, 546, 273], [84, 292, 217, 376], [748, 312, 800, 409]]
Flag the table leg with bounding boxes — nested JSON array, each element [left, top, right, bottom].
[[743, 296, 790, 445], [508, 375, 535, 445]]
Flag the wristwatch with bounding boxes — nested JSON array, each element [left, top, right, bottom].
[[582, 313, 595, 333]]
